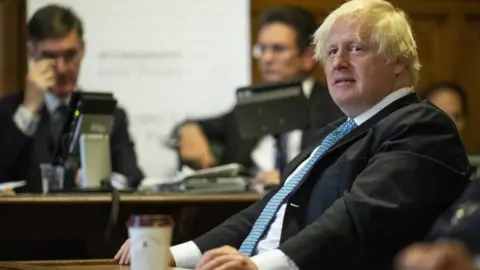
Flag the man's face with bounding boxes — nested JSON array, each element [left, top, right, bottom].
[[428, 89, 467, 132], [324, 17, 403, 117], [28, 29, 85, 98], [255, 22, 315, 82]]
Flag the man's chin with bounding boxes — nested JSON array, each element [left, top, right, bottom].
[[261, 75, 285, 83], [50, 86, 74, 99]]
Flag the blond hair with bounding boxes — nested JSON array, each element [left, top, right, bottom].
[[313, 0, 421, 85]]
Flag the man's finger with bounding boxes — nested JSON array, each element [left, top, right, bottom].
[[114, 241, 127, 260], [37, 60, 55, 73], [197, 246, 237, 268], [115, 241, 130, 265], [120, 246, 130, 265], [198, 254, 240, 270], [215, 260, 246, 270], [396, 243, 433, 270]]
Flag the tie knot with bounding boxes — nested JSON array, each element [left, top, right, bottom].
[[336, 118, 357, 136], [53, 104, 69, 121], [56, 104, 69, 114]]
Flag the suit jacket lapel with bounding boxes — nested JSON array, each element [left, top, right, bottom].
[[324, 93, 419, 156], [282, 92, 419, 184], [281, 118, 342, 179], [33, 106, 53, 163]]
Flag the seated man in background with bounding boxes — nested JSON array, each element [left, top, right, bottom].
[[175, 5, 343, 185], [0, 4, 144, 192], [396, 179, 480, 270], [116, 1, 470, 269], [422, 81, 468, 136]]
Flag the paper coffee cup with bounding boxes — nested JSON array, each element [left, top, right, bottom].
[[128, 215, 174, 270]]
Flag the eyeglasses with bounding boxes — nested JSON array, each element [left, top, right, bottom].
[[40, 49, 79, 63], [252, 43, 296, 59]]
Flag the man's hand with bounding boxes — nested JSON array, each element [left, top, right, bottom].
[[179, 124, 216, 168], [196, 246, 257, 270], [24, 60, 56, 113], [254, 170, 281, 185], [75, 169, 82, 186], [396, 241, 475, 270], [114, 239, 132, 265], [114, 239, 175, 266]]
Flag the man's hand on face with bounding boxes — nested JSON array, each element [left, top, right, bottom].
[[24, 59, 56, 113], [195, 246, 258, 270], [396, 241, 475, 270]]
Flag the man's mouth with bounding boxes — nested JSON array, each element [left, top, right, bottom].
[[334, 78, 356, 85]]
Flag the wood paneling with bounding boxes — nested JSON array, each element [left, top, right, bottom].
[[0, 0, 26, 98], [0, 0, 479, 151], [459, 14, 480, 151]]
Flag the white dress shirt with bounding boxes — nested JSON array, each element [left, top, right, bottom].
[[251, 78, 315, 172], [171, 87, 414, 270], [13, 91, 70, 136]]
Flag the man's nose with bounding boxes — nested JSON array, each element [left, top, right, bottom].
[[54, 58, 68, 73], [260, 49, 275, 64], [332, 50, 349, 70]]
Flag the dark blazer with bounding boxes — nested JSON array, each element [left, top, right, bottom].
[[192, 93, 470, 269], [0, 91, 144, 192], [181, 82, 343, 170], [427, 179, 480, 254]]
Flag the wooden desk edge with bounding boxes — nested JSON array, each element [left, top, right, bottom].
[[0, 193, 263, 204], [4, 259, 190, 269]]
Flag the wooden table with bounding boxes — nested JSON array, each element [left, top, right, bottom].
[[0, 259, 189, 269], [0, 192, 261, 204], [0, 192, 262, 261]]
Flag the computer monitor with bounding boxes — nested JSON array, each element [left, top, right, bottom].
[[53, 91, 117, 189], [233, 79, 309, 140]]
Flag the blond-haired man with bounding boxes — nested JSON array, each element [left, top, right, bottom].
[[115, 1, 469, 269]]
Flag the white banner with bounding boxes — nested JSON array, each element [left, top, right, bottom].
[[27, 0, 251, 178]]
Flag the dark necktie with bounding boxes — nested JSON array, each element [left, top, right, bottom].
[[275, 134, 288, 172], [49, 104, 69, 153]]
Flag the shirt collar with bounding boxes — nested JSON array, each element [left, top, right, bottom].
[[352, 87, 414, 126], [44, 91, 71, 115], [302, 77, 315, 98]]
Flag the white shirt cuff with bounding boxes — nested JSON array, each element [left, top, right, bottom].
[[170, 241, 202, 269], [13, 105, 40, 136], [251, 249, 299, 270]]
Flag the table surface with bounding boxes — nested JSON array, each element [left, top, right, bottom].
[[0, 259, 189, 269], [0, 192, 262, 204]]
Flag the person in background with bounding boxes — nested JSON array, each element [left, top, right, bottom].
[[116, 1, 470, 269], [0, 4, 144, 192], [175, 5, 344, 185], [396, 179, 480, 270], [422, 82, 468, 135]]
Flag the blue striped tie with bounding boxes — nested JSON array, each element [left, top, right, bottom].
[[239, 119, 357, 256]]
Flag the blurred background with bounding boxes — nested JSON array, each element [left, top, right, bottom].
[[0, 0, 479, 175]]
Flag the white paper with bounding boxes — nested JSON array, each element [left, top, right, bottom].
[[27, 0, 251, 178], [0, 181, 26, 191]]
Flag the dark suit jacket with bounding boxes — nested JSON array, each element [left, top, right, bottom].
[[192, 93, 470, 269], [182, 82, 343, 170], [0, 91, 144, 192], [427, 179, 480, 254]]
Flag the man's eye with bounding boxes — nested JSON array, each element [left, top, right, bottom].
[[350, 45, 362, 52]]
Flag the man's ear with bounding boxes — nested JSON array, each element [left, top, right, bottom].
[[393, 57, 406, 76], [26, 41, 35, 59], [78, 40, 86, 61]]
